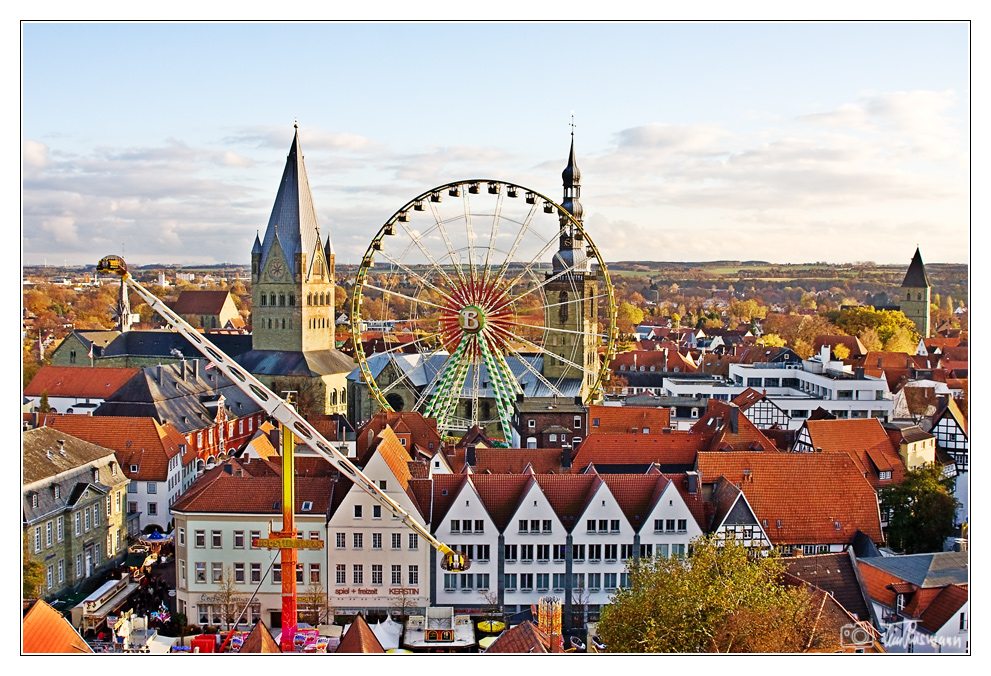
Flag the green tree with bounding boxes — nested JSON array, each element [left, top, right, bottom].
[[597, 537, 838, 653], [23, 536, 44, 599], [38, 390, 51, 414], [880, 463, 958, 554]]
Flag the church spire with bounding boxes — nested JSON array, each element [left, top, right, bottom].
[[560, 117, 584, 226], [901, 247, 931, 289]]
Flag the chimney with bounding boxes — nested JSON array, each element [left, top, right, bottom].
[[729, 405, 739, 434], [854, 367, 865, 379], [194, 359, 199, 379], [686, 470, 699, 494], [57, 439, 66, 455], [157, 364, 163, 384]]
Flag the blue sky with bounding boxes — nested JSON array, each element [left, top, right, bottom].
[[21, 21, 971, 267]]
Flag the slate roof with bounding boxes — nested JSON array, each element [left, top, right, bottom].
[[238, 620, 281, 653], [235, 347, 354, 378], [47, 415, 195, 482], [100, 330, 252, 361], [696, 452, 884, 545], [93, 360, 263, 435], [570, 432, 699, 470], [857, 551, 968, 589], [22, 426, 118, 486], [901, 247, 931, 288], [336, 614, 385, 653], [587, 404, 671, 434], [22, 599, 93, 654], [783, 552, 873, 623], [24, 365, 142, 399]]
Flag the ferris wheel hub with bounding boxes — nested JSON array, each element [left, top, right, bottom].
[[457, 305, 486, 334]]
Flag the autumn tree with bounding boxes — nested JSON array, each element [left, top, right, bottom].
[[831, 306, 917, 347], [884, 326, 917, 354], [616, 302, 644, 335], [755, 334, 786, 348], [597, 536, 837, 653], [857, 327, 883, 352], [832, 344, 851, 361], [23, 536, 44, 600], [880, 463, 959, 554]]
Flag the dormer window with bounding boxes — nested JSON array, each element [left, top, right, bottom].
[[130, 465, 139, 473], [93, 469, 99, 482], [110, 463, 117, 477], [54, 485, 60, 500], [301, 501, 313, 512], [32, 493, 38, 508]]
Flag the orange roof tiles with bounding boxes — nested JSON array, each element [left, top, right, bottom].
[[533, 474, 599, 530], [25, 365, 142, 398], [587, 404, 671, 434], [22, 599, 93, 653], [46, 414, 194, 481], [802, 418, 906, 489], [571, 432, 699, 469], [918, 584, 968, 633], [599, 473, 670, 531], [374, 426, 415, 491], [696, 452, 883, 545], [171, 462, 336, 515], [169, 289, 234, 314], [471, 474, 534, 531], [473, 448, 563, 474], [610, 349, 698, 373], [692, 400, 777, 452], [483, 621, 552, 653]]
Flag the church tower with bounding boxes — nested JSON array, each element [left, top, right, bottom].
[[899, 247, 932, 338], [251, 124, 337, 352], [542, 131, 601, 400]]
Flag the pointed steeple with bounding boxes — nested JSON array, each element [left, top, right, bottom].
[[251, 230, 263, 255], [560, 123, 584, 226], [259, 126, 322, 279], [901, 247, 931, 288]]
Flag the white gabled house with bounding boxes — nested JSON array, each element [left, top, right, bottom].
[[430, 475, 498, 607]]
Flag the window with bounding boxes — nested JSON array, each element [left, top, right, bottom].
[[549, 433, 557, 442], [147, 502, 157, 516], [537, 544, 550, 561], [391, 533, 402, 550], [554, 544, 566, 561], [373, 505, 381, 519], [621, 544, 636, 559], [460, 574, 474, 590], [574, 416, 582, 429], [309, 531, 320, 542], [408, 533, 418, 550], [520, 573, 534, 591], [234, 531, 245, 548], [521, 544, 534, 561], [76, 554, 83, 578], [353, 564, 363, 584], [654, 519, 663, 532], [475, 519, 484, 533], [505, 544, 517, 562], [74, 512, 81, 536], [34, 526, 41, 553], [179, 560, 186, 589], [536, 573, 549, 591], [212, 562, 223, 583], [620, 573, 631, 588], [408, 565, 418, 585], [353, 505, 362, 518], [450, 520, 460, 533], [234, 563, 245, 583], [553, 573, 567, 590], [273, 564, 281, 583], [672, 544, 686, 557], [310, 563, 321, 584], [212, 530, 222, 548], [573, 544, 585, 561], [960, 612, 968, 631], [528, 419, 535, 428], [640, 544, 653, 558], [604, 573, 618, 590], [532, 519, 541, 532], [336, 564, 346, 585], [505, 573, 517, 591], [605, 544, 618, 561], [543, 520, 552, 533], [587, 519, 596, 533], [57, 516, 63, 543], [588, 573, 601, 590], [301, 501, 313, 512], [251, 563, 261, 584], [444, 573, 457, 591], [588, 544, 601, 561], [477, 544, 490, 561], [666, 519, 676, 532], [147, 482, 157, 494], [677, 519, 687, 532], [195, 530, 205, 547], [195, 562, 206, 583], [610, 519, 620, 532], [46, 521, 52, 548], [353, 532, 363, 549], [84, 509, 90, 532], [336, 532, 346, 549], [250, 531, 260, 548], [599, 519, 608, 532], [391, 565, 402, 585], [462, 519, 472, 533], [372, 533, 382, 550], [519, 520, 528, 533]]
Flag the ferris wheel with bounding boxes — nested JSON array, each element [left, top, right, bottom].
[[350, 179, 617, 442]]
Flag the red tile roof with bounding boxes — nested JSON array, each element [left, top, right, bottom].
[[918, 584, 968, 633], [356, 411, 441, 460], [25, 365, 142, 399], [483, 621, 552, 653], [336, 614, 385, 653], [533, 474, 599, 531], [374, 426, 415, 491], [813, 335, 868, 358], [857, 559, 901, 608], [571, 432, 700, 469], [599, 473, 670, 532], [801, 418, 906, 489], [696, 452, 883, 545], [472, 448, 563, 474], [46, 414, 195, 481], [22, 599, 93, 653], [471, 474, 535, 532], [169, 289, 234, 315], [587, 404, 671, 434], [610, 349, 697, 373], [691, 400, 777, 452]]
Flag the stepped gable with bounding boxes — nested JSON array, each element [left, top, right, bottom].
[[336, 614, 385, 654], [24, 365, 141, 399], [472, 447, 563, 474], [533, 473, 600, 532], [471, 473, 535, 532], [46, 414, 194, 482], [696, 451, 884, 545], [599, 473, 670, 532], [238, 620, 281, 653], [22, 599, 93, 654], [570, 432, 699, 470]]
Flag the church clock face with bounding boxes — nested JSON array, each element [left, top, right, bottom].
[[269, 260, 284, 279], [562, 237, 573, 248]]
